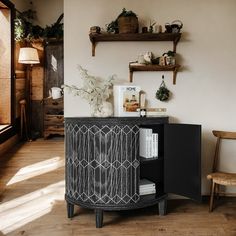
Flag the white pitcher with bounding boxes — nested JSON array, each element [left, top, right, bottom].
[[50, 87, 62, 99]]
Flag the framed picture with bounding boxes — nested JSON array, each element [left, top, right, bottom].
[[113, 85, 141, 117]]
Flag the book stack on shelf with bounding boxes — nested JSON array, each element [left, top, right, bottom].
[[146, 108, 167, 117], [139, 128, 159, 158], [139, 179, 156, 196]]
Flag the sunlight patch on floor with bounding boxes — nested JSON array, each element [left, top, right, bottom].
[[7, 157, 65, 186], [0, 180, 65, 234]]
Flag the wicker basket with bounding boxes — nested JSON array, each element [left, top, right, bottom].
[[118, 16, 139, 34]]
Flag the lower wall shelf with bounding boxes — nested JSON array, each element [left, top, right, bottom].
[[129, 62, 181, 84]]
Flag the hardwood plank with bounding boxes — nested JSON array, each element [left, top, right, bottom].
[[0, 139, 235, 236], [0, 134, 18, 157]]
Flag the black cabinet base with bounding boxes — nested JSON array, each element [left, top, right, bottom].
[[67, 202, 74, 218], [158, 199, 167, 216], [95, 209, 103, 228], [66, 196, 167, 228]]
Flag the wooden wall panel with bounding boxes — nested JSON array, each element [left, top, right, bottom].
[[0, 79, 11, 124], [44, 43, 63, 96], [15, 41, 26, 72], [32, 66, 44, 101], [31, 101, 43, 137], [31, 40, 44, 66], [15, 70, 26, 79], [0, 9, 11, 79], [15, 78, 26, 118], [15, 42, 27, 118]]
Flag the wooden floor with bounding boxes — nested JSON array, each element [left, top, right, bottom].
[[0, 138, 236, 236]]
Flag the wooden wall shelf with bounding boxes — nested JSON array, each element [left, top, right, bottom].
[[129, 63, 181, 84], [89, 33, 181, 56]]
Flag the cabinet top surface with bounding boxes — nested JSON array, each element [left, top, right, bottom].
[[65, 116, 169, 125], [65, 116, 168, 119]]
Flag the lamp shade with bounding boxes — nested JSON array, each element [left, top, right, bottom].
[[18, 47, 40, 64]]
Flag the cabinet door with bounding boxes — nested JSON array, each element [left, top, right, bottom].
[[44, 41, 64, 97], [65, 121, 140, 205], [164, 124, 201, 201]]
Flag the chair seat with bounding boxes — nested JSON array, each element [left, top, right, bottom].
[[207, 172, 236, 185]]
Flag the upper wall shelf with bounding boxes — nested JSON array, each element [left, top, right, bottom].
[[89, 33, 181, 56]]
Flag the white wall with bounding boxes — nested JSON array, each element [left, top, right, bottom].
[[31, 0, 63, 27], [11, 0, 63, 26], [64, 0, 236, 195]]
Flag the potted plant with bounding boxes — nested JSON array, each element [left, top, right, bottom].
[[117, 8, 139, 33], [63, 65, 115, 117], [15, 9, 63, 42], [106, 20, 119, 34], [106, 8, 138, 34], [163, 50, 176, 65], [155, 75, 170, 101]]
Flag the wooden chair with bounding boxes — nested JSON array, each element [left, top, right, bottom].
[[207, 130, 236, 212]]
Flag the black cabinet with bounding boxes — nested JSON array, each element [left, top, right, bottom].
[[65, 117, 201, 228]]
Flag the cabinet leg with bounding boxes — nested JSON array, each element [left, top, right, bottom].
[[67, 202, 74, 218], [95, 209, 103, 228], [158, 199, 167, 216]]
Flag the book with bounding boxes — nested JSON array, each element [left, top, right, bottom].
[[139, 189, 156, 196], [140, 129, 158, 158], [139, 128, 153, 158], [139, 179, 155, 187], [139, 186, 156, 191], [146, 108, 166, 112], [113, 85, 141, 117], [146, 112, 166, 117], [146, 108, 167, 117], [139, 179, 156, 196], [152, 133, 158, 157]]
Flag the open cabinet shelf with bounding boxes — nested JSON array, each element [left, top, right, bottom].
[[89, 32, 181, 56], [129, 63, 181, 84]]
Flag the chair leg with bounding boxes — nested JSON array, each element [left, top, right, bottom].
[[216, 184, 220, 200], [209, 181, 216, 212]]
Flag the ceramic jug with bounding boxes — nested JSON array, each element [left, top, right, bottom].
[[50, 87, 62, 99]]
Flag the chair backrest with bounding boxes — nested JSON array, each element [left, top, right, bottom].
[[212, 130, 236, 172]]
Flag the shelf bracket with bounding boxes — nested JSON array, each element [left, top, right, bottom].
[[173, 66, 179, 85], [173, 35, 181, 53], [91, 41, 96, 56], [129, 70, 134, 83]]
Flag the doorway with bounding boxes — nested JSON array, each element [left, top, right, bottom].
[[0, 0, 15, 138]]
